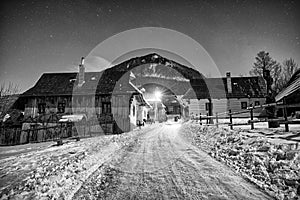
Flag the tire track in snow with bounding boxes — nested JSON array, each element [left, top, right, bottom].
[[75, 123, 273, 200]]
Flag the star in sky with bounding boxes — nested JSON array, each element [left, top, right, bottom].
[[0, 0, 299, 92]]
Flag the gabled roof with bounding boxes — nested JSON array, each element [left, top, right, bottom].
[[183, 76, 266, 99], [0, 94, 20, 118], [21, 70, 139, 97], [22, 72, 77, 96], [221, 76, 266, 98], [275, 69, 300, 102], [21, 53, 266, 100], [21, 53, 205, 98], [115, 53, 204, 80]]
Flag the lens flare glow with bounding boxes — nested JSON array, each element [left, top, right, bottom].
[[155, 91, 162, 100]]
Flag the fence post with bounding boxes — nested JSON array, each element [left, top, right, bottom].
[[206, 112, 209, 124], [3, 125, 6, 144], [104, 115, 107, 135], [215, 112, 219, 128], [57, 122, 63, 146], [229, 109, 233, 130], [90, 120, 92, 137], [199, 113, 202, 125], [84, 121, 86, 137], [250, 107, 254, 130], [283, 98, 289, 132]]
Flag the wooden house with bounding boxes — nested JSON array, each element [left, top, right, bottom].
[[275, 69, 300, 117], [19, 58, 150, 136], [182, 72, 267, 117]]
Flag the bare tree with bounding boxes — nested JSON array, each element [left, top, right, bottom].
[[272, 64, 284, 94], [0, 82, 20, 97], [272, 58, 299, 94], [250, 52, 299, 95], [282, 58, 298, 83]]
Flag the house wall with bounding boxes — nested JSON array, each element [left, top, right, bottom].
[[23, 94, 134, 133], [24, 96, 73, 118], [111, 94, 131, 132], [227, 97, 266, 117], [185, 97, 266, 118], [23, 93, 149, 133], [72, 95, 95, 118], [188, 99, 209, 116], [136, 105, 148, 123], [129, 96, 138, 130], [24, 95, 111, 118], [211, 99, 227, 114], [147, 101, 167, 121]]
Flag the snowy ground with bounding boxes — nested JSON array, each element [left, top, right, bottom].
[[0, 125, 157, 200], [1, 120, 298, 199], [74, 121, 271, 199], [184, 120, 300, 200]]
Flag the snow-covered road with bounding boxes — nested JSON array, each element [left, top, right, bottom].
[[75, 122, 272, 200]]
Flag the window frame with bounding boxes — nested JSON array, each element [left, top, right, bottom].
[[57, 102, 65, 113], [38, 103, 46, 114], [205, 102, 210, 111], [132, 105, 135, 116], [102, 102, 111, 114], [241, 101, 247, 109]]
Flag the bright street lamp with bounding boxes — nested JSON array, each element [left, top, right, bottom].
[[155, 91, 162, 100]]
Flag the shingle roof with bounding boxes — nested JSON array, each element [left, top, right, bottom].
[[22, 73, 77, 96], [183, 76, 266, 99], [117, 53, 204, 80], [21, 53, 205, 97], [222, 76, 266, 98], [21, 70, 139, 97], [275, 69, 300, 102], [0, 95, 20, 118], [183, 78, 211, 99], [21, 53, 266, 100]]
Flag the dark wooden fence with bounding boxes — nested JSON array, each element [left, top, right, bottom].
[[0, 113, 119, 146], [0, 125, 60, 145], [192, 102, 300, 132]]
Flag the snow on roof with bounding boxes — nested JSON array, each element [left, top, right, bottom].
[[59, 114, 87, 122]]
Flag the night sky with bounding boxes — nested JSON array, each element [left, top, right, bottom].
[[1, 0, 299, 92]]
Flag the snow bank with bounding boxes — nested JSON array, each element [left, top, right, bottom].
[[183, 122, 300, 200], [0, 128, 148, 200]]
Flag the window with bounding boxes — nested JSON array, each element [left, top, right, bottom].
[[57, 103, 65, 113], [132, 105, 135, 116], [241, 102, 247, 109], [38, 103, 46, 114], [205, 102, 210, 111], [174, 106, 180, 114], [102, 102, 111, 114], [255, 101, 260, 106], [50, 97, 55, 104], [95, 96, 100, 107]]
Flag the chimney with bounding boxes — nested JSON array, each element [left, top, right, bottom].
[[226, 72, 232, 93], [78, 57, 85, 86]]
